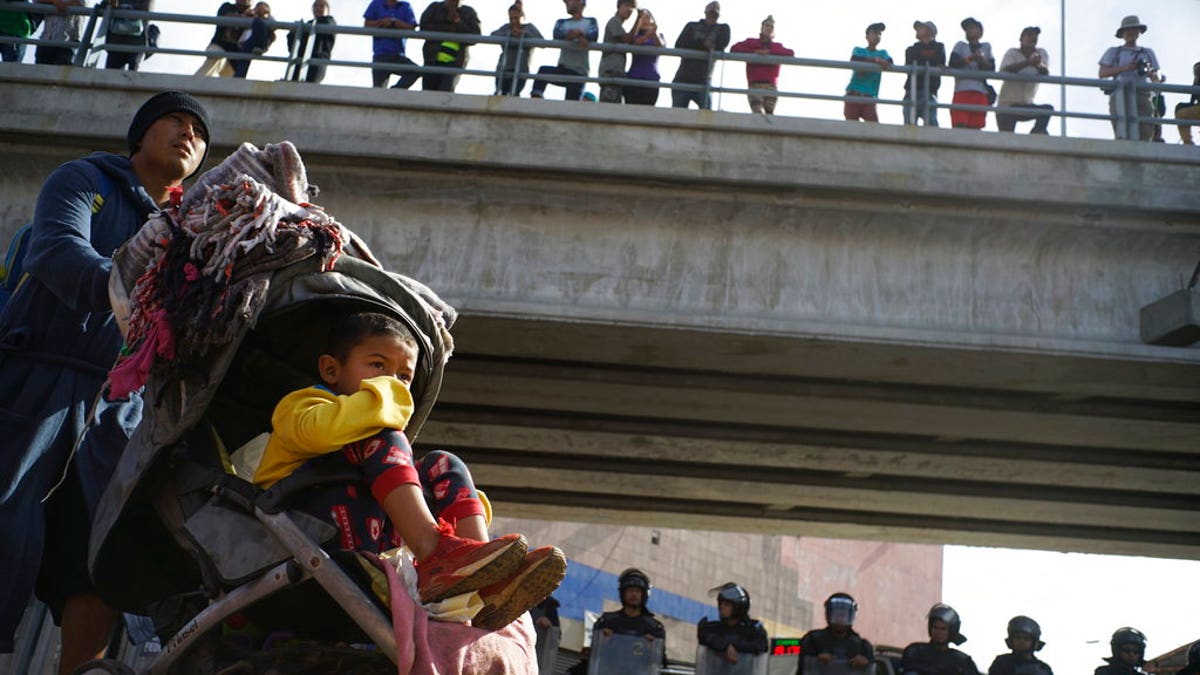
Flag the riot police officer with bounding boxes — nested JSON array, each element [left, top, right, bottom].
[[797, 593, 875, 675], [594, 568, 667, 641], [988, 616, 1053, 675], [901, 603, 982, 675], [1095, 628, 1150, 675], [698, 582, 770, 666]]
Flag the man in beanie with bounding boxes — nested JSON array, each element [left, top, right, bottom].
[[0, 90, 209, 673]]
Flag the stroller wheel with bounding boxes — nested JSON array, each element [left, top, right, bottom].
[[70, 659, 136, 675]]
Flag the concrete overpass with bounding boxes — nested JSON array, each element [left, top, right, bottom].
[[2, 66, 1198, 560]]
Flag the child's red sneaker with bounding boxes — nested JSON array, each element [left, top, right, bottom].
[[415, 524, 528, 604], [472, 545, 567, 631]]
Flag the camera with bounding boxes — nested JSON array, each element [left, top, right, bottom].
[[1136, 58, 1153, 76]]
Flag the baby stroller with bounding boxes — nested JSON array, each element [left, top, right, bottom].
[[81, 145, 484, 674]]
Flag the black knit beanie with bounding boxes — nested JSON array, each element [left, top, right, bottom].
[[126, 91, 211, 174]]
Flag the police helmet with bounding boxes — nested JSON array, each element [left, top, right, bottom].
[[927, 603, 967, 645], [1109, 627, 1147, 663], [712, 582, 751, 619], [618, 568, 652, 604], [1005, 615, 1045, 651], [825, 592, 858, 626]]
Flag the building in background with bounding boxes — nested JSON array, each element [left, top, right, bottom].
[[494, 517, 943, 663]]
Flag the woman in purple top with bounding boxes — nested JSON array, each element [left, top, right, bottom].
[[624, 9, 664, 105]]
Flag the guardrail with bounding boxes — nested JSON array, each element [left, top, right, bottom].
[[2, 2, 1197, 141]]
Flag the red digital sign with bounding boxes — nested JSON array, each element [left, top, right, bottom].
[[772, 638, 803, 656]]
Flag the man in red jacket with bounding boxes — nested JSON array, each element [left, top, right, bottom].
[[731, 15, 794, 114]]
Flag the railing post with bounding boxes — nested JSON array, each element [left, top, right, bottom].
[[1112, 79, 1128, 140], [703, 48, 714, 110], [1127, 77, 1141, 141], [922, 64, 932, 124], [73, 4, 104, 67]]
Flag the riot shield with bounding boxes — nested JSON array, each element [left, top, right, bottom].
[[536, 625, 562, 675], [801, 657, 872, 675], [588, 627, 663, 675], [695, 644, 770, 675]]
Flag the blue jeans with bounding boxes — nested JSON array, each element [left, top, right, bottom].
[[672, 87, 711, 110], [531, 65, 584, 101], [373, 52, 420, 89], [0, 40, 25, 63], [903, 93, 939, 127]]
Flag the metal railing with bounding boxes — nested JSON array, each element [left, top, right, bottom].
[[2, 3, 1198, 141]]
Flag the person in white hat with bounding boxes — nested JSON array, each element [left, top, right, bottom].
[[1098, 15, 1162, 141]]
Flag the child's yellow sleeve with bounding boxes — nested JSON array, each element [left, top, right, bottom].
[[254, 377, 415, 487]]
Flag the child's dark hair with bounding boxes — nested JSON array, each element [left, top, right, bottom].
[[326, 312, 419, 362]]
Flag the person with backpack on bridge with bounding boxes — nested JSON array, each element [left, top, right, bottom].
[[0, 90, 209, 674]]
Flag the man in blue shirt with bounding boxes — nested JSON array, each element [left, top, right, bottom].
[[845, 23, 893, 122], [364, 0, 420, 89], [0, 90, 210, 674]]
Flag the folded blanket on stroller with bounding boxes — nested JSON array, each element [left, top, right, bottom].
[[108, 141, 378, 398]]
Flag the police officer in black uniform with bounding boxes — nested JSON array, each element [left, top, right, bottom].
[[698, 582, 769, 666], [594, 568, 667, 641], [902, 604, 982, 675], [797, 593, 875, 675], [988, 616, 1053, 675], [1095, 628, 1150, 675]]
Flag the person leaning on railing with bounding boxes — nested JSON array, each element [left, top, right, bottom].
[[33, 0, 82, 65], [843, 22, 893, 123], [996, 26, 1053, 135], [195, 0, 249, 77], [418, 0, 481, 93], [671, 0, 729, 110], [903, 20, 945, 127], [1174, 60, 1200, 145], [0, 0, 39, 62], [286, 0, 335, 84], [730, 14, 794, 116], [490, 1, 541, 96], [102, 0, 153, 71], [623, 8, 663, 106]]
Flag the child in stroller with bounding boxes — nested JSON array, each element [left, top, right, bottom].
[[256, 309, 564, 630], [82, 141, 562, 673]]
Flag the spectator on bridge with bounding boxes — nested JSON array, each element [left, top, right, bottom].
[[490, 2, 542, 96], [0, 90, 210, 674], [671, 1, 729, 110], [530, 0, 598, 101], [363, 0, 419, 89], [949, 17, 995, 130], [34, 0, 84, 66], [623, 8, 663, 105], [102, 0, 156, 72], [594, 568, 666, 642], [1098, 15, 1161, 141], [698, 583, 769, 668], [230, 1, 275, 78], [598, 0, 638, 104], [903, 20, 946, 127], [1173, 61, 1200, 144], [996, 27, 1053, 134], [901, 604, 982, 675], [1095, 628, 1150, 675], [195, 0, 250, 77], [730, 15, 794, 115], [286, 0, 336, 84], [0, 0, 37, 62], [418, 0, 481, 92], [988, 616, 1053, 675], [844, 22, 893, 122], [796, 593, 874, 675]]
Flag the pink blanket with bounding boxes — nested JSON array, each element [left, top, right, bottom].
[[377, 554, 539, 675]]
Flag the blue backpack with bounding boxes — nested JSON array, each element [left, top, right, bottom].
[[0, 171, 115, 311]]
